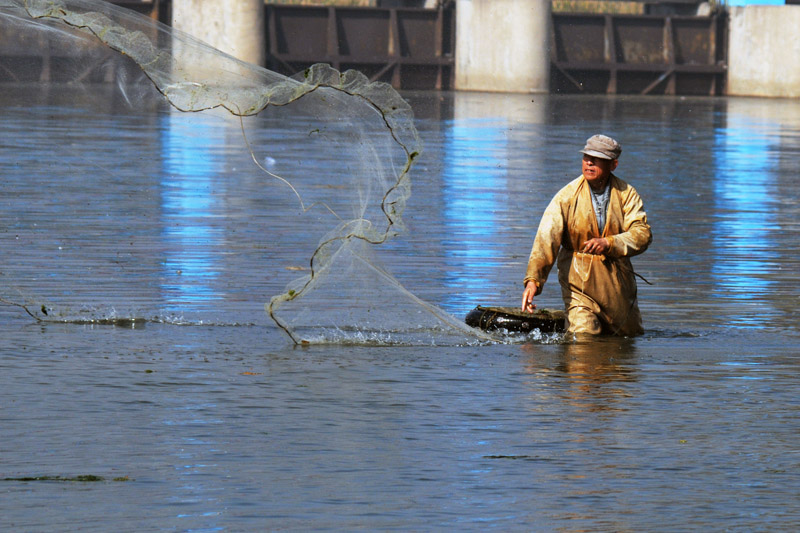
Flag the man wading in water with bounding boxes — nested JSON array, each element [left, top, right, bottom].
[[521, 134, 652, 336]]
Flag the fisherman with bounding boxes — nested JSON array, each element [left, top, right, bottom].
[[521, 134, 652, 336]]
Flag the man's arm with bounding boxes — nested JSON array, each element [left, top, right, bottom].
[[521, 196, 565, 311], [606, 186, 651, 258]]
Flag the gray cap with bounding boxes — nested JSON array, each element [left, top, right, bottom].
[[580, 134, 621, 160]]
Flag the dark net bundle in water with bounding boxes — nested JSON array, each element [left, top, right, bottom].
[[0, 0, 492, 344]]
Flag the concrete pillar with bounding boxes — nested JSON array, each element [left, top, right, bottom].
[[455, 0, 551, 93], [172, 0, 265, 66], [728, 6, 800, 98]]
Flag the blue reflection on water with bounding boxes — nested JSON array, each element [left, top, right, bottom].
[[712, 117, 777, 302], [160, 113, 223, 309], [441, 120, 506, 309]]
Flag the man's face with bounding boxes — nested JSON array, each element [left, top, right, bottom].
[[582, 154, 618, 187]]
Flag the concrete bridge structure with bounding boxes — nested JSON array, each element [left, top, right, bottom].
[[1, 0, 796, 98], [166, 0, 800, 98]]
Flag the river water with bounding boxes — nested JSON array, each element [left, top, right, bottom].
[[2, 88, 800, 531]]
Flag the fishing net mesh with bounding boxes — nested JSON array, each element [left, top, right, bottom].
[[0, 0, 493, 344]]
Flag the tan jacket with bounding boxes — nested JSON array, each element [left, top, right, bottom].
[[524, 174, 652, 335]]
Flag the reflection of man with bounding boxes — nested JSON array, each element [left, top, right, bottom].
[[521, 135, 652, 336], [523, 337, 637, 411]]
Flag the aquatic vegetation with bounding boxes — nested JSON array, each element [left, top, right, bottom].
[[2, 474, 123, 482]]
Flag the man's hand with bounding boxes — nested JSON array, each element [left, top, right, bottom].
[[582, 237, 610, 255], [521, 281, 537, 313]]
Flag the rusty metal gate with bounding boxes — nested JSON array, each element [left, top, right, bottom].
[[264, 4, 455, 90], [551, 12, 727, 95]]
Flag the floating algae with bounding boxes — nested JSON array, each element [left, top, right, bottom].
[[3, 475, 109, 482]]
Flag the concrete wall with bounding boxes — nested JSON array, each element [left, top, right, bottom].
[[728, 6, 800, 98], [455, 0, 551, 93], [172, 0, 265, 66]]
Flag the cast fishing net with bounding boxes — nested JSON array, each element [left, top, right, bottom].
[[0, 0, 495, 344]]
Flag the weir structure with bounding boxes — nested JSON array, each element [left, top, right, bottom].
[[1, 1, 797, 98], [116, 0, 727, 95]]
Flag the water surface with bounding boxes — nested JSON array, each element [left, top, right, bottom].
[[2, 89, 800, 531]]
